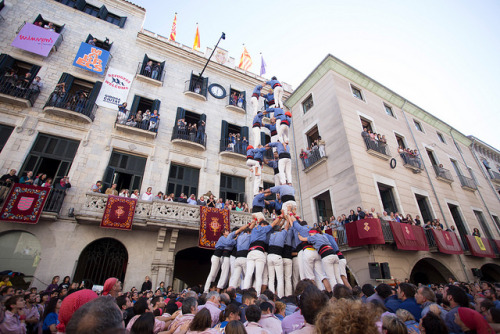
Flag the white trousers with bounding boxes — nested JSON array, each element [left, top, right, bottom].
[[319, 145, 326, 157], [278, 158, 292, 185], [292, 256, 301, 290], [251, 96, 259, 115], [275, 119, 282, 142], [297, 250, 305, 280], [244, 250, 267, 295], [283, 258, 293, 297], [339, 258, 347, 277], [267, 253, 284, 298], [217, 256, 231, 289], [279, 124, 289, 143], [303, 249, 326, 282], [273, 173, 280, 187], [274, 86, 284, 109], [229, 257, 246, 288], [204, 255, 221, 292], [246, 159, 261, 197], [252, 127, 261, 148], [321, 254, 341, 288]]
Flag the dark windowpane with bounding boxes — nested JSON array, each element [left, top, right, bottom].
[[0, 125, 14, 153], [45, 138, 58, 155], [33, 136, 48, 152], [119, 155, 128, 169]]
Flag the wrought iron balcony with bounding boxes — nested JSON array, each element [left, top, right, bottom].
[[183, 79, 207, 101], [433, 165, 454, 184], [44, 92, 96, 123], [219, 137, 247, 158], [490, 170, 500, 186], [362, 136, 391, 160], [77, 193, 252, 230], [424, 229, 438, 251], [115, 113, 159, 138], [0, 75, 40, 107], [301, 148, 327, 172], [458, 174, 477, 191], [171, 125, 207, 150], [399, 152, 423, 173]]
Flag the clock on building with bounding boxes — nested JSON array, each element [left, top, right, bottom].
[[208, 83, 227, 99]]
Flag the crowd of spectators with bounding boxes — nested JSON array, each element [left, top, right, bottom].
[[361, 128, 388, 152], [1, 272, 499, 334], [398, 146, 422, 168], [117, 103, 160, 133], [224, 133, 248, 154], [299, 136, 326, 169], [0, 68, 43, 100], [142, 60, 163, 81], [175, 118, 206, 144], [229, 92, 245, 109]]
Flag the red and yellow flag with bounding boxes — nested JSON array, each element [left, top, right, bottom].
[[239, 47, 252, 71], [169, 14, 177, 41], [193, 25, 200, 51]]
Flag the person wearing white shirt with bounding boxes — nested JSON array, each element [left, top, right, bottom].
[[141, 187, 153, 201]]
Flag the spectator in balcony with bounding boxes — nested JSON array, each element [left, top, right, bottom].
[[144, 60, 153, 77], [19, 171, 34, 185], [381, 211, 391, 221], [41, 178, 52, 187], [149, 110, 159, 132], [125, 111, 138, 127], [403, 214, 414, 225], [198, 196, 207, 206], [348, 209, 357, 222], [194, 82, 202, 94], [187, 194, 197, 205], [235, 202, 243, 211], [196, 120, 206, 144], [388, 212, 396, 222], [177, 193, 188, 203], [165, 193, 174, 201], [423, 221, 432, 229], [105, 183, 118, 195], [367, 208, 378, 219], [155, 191, 163, 200], [88, 38, 97, 46], [394, 212, 402, 223], [446, 225, 456, 233], [28, 76, 43, 97], [55, 176, 71, 190], [317, 136, 326, 157], [215, 198, 224, 209], [130, 189, 139, 199], [398, 146, 408, 163], [300, 149, 309, 168], [50, 82, 66, 105], [119, 189, 129, 197], [207, 194, 216, 208], [117, 102, 128, 124], [74, 91, 88, 114], [142, 109, 151, 129], [237, 94, 244, 109], [230, 91, 238, 106], [357, 207, 366, 220], [472, 228, 481, 237], [90, 180, 102, 193], [414, 215, 422, 226], [141, 187, 153, 201], [151, 62, 161, 80], [33, 173, 45, 186], [379, 135, 388, 149], [187, 123, 196, 141], [43, 22, 56, 31], [1, 68, 18, 93]]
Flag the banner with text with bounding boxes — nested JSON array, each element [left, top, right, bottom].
[[96, 67, 134, 109], [73, 42, 110, 75], [11, 23, 60, 57]]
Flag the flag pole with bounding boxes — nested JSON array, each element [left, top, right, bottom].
[[198, 32, 226, 79]]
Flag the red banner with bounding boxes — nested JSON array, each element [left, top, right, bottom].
[[0, 184, 51, 224], [100, 195, 136, 230], [389, 222, 429, 251], [199, 207, 230, 249], [432, 230, 463, 254], [466, 235, 495, 258], [346, 218, 385, 247]]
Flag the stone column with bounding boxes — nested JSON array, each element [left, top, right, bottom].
[[151, 228, 178, 288]]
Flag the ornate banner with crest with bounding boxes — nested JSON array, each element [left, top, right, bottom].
[[431, 229, 463, 254], [345, 218, 385, 247], [199, 207, 230, 249], [389, 221, 429, 251], [100, 195, 136, 231], [0, 184, 51, 224]]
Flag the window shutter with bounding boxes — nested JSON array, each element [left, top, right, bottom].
[[228, 85, 232, 105], [220, 120, 228, 152], [141, 54, 149, 74], [175, 107, 185, 123], [241, 91, 246, 110], [130, 95, 141, 115], [0, 54, 16, 73], [200, 113, 207, 123], [201, 77, 208, 97], [118, 16, 127, 28], [58, 72, 75, 91], [85, 34, 94, 44], [74, 0, 86, 11], [98, 5, 109, 19], [86, 81, 102, 111], [27, 65, 41, 85], [57, 23, 65, 34], [241, 126, 249, 141], [260, 132, 266, 146], [102, 166, 115, 191], [151, 99, 161, 113], [159, 60, 166, 81], [34, 14, 44, 24]]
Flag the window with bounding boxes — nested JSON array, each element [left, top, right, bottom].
[[139, 54, 166, 82], [414, 120, 424, 132], [220, 120, 248, 154], [437, 132, 446, 143], [187, 73, 208, 97], [351, 85, 364, 101], [360, 118, 373, 133], [83, 4, 99, 16], [426, 149, 438, 166], [167, 164, 199, 198], [415, 194, 433, 223], [220, 174, 245, 203], [228, 87, 246, 110], [384, 104, 395, 117], [306, 125, 320, 148], [302, 94, 314, 113], [493, 215, 500, 232], [172, 108, 207, 146], [85, 34, 112, 51], [0, 124, 15, 153], [450, 159, 462, 176], [395, 134, 406, 149], [33, 14, 65, 33], [104, 151, 147, 192], [121, 96, 160, 132], [378, 183, 398, 214], [474, 210, 493, 240], [54, 0, 127, 28], [0, 54, 41, 102]]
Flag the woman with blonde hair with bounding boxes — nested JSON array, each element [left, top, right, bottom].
[[315, 298, 378, 334]]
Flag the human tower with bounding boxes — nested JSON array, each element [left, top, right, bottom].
[[204, 77, 350, 297]]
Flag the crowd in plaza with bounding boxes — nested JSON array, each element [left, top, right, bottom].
[[1, 272, 500, 334]]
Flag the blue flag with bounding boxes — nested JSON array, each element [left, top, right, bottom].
[[260, 55, 266, 76]]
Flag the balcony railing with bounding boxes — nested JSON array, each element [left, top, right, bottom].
[[399, 152, 423, 172], [44, 91, 96, 123], [136, 62, 165, 85], [424, 229, 438, 248], [380, 221, 395, 243], [301, 149, 327, 171], [115, 113, 159, 137], [78, 192, 253, 229], [44, 188, 67, 214], [0, 75, 40, 107], [362, 136, 391, 159], [184, 79, 207, 101], [433, 165, 454, 183], [490, 170, 500, 184], [171, 125, 207, 148], [458, 174, 477, 191], [226, 95, 246, 113], [220, 138, 247, 155]]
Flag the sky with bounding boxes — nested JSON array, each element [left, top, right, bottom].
[[134, 0, 500, 150]]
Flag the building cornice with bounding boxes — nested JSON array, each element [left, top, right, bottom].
[[285, 54, 472, 147], [102, 0, 146, 15]]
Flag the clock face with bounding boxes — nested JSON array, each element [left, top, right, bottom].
[[208, 84, 227, 99]]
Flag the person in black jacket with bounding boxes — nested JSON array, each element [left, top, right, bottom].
[[140, 276, 152, 293], [0, 169, 19, 202], [348, 209, 357, 222], [357, 207, 366, 220]]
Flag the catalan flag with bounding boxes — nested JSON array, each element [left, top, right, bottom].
[[193, 25, 200, 51], [169, 13, 177, 41], [239, 47, 252, 71]]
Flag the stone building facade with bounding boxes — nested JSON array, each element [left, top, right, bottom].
[[0, 0, 291, 291], [285, 54, 500, 284]]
